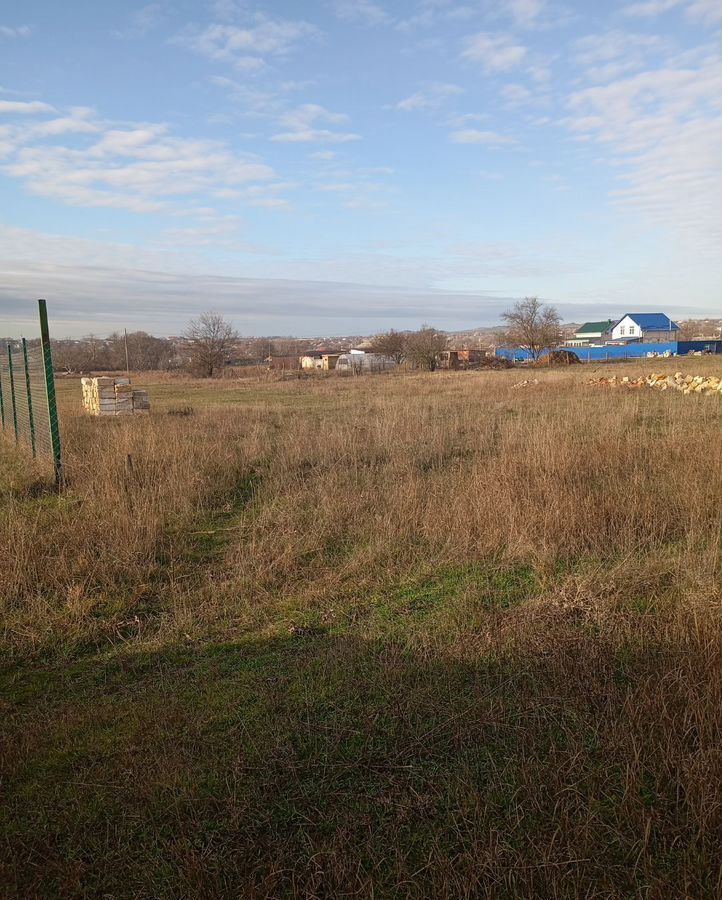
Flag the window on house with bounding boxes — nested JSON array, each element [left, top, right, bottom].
[[620, 326, 626, 335]]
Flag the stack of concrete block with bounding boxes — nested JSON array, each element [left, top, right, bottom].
[[81, 376, 151, 416], [131, 389, 150, 415], [81, 376, 115, 415], [114, 378, 133, 416]]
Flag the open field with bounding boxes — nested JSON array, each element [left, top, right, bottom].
[[1, 360, 720, 898]]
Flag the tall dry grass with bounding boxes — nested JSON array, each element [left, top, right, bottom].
[[1, 366, 720, 897], [1, 368, 719, 654]]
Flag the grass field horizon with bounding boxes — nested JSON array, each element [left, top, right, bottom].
[[2, 361, 720, 898]]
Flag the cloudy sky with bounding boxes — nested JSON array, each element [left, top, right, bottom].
[[1, 0, 720, 337]]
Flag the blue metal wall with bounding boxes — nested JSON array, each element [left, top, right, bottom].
[[495, 341, 722, 362], [677, 341, 722, 354]]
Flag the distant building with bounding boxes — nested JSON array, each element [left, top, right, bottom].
[[437, 349, 472, 369], [321, 353, 341, 370], [566, 320, 613, 346], [349, 340, 377, 354], [299, 350, 342, 370], [609, 313, 679, 343], [299, 351, 324, 369], [336, 352, 395, 373]]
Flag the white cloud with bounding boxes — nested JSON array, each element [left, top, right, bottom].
[[566, 52, 722, 252], [396, 83, 463, 112], [450, 128, 516, 145], [0, 24, 32, 39], [0, 104, 277, 213], [115, 3, 167, 38], [210, 0, 245, 21], [461, 32, 527, 72], [527, 63, 552, 84], [309, 150, 337, 159], [317, 182, 355, 192], [173, 14, 317, 71], [271, 104, 361, 143], [624, 0, 681, 14], [477, 169, 503, 181], [27, 107, 100, 137], [574, 30, 668, 82], [0, 100, 55, 114], [624, 0, 722, 24], [333, 1, 392, 26], [500, 83, 533, 106], [506, 0, 545, 27], [396, 2, 479, 32]]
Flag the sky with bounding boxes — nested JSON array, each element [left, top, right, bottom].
[[1, 0, 720, 337]]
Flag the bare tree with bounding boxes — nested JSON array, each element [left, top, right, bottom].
[[405, 324, 448, 371], [246, 337, 276, 362], [501, 297, 561, 361], [183, 312, 239, 377], [373, 329, 408, 365]]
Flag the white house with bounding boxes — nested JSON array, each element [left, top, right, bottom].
[[609, 313, 679, 343]]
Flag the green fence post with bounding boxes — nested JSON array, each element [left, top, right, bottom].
[[21, 338, 36, 458], [7, 343, 18, 442], [38, 299, 62, 485], [0, 359, 4, 429]]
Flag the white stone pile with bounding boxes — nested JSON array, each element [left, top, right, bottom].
[[511, 379, 539, 389], [646, 372, 721, 395], [586, 372, 722, 396], [81, 377, 151, 416]]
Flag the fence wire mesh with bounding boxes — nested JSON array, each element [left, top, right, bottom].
[[0, 341, 59, 472]]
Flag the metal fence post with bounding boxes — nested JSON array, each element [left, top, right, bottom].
[[0, 360, 4, 429], [7, 343, 18, 442], [21, 337, 36, 458], [38, 299, 62, 485]]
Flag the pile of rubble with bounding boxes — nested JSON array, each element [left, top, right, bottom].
[[536, 350, 581, 367], [587, 372, 722, 396], [477, 356, 513, 369], [81, 376, 150, 416], [511, 379, 539, 389]]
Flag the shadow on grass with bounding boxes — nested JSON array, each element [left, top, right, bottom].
[[1, 624, 716, 899]]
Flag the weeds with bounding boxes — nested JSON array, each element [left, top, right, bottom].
[[0, 363, 719, 897]]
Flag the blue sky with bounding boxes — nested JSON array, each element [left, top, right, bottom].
[[1, 0, 720, 337]]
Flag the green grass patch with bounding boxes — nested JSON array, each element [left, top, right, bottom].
[[365, 562, 538, 633], [2, 624, 709, 898]]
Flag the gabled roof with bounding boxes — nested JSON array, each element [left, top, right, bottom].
[[576, 320, 613, 335], [616, 313, 679, 330]]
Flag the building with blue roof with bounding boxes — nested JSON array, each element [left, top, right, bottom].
[[496, 310, 722, 361], [609, 313, 679, 343]]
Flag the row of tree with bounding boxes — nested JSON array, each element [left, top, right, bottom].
[[50, 298, 561, 376], [52, 331, 176, 373], [184, 316, 454, 376]]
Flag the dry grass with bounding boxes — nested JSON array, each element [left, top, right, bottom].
[[1, 362, 720, 898]]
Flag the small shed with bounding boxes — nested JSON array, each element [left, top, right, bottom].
[[438, 349, 471, 370], [300, 351, 324, 369]]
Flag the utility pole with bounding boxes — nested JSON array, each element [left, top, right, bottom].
[[124, 328, 130, 375]]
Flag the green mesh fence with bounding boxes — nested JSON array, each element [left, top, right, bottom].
[[0, 301, 62, 483]]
